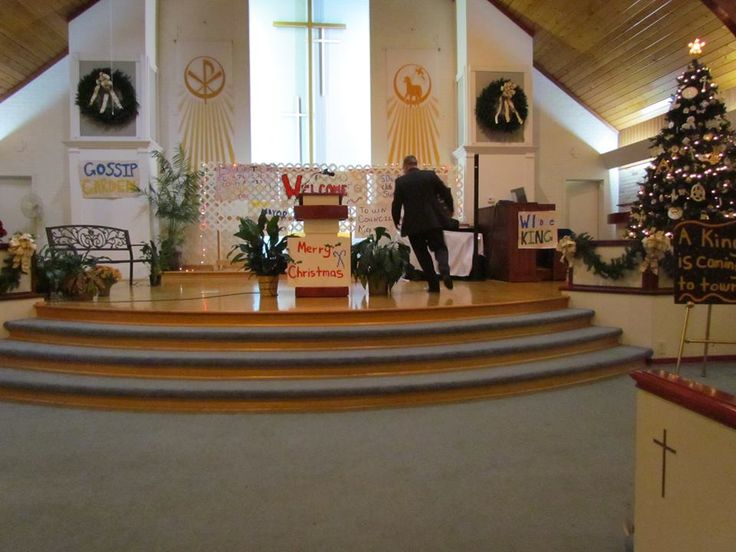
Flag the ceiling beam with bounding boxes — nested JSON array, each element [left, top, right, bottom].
[[701, 0, 736, 36]]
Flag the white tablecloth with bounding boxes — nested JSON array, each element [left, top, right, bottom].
[[398, 230, 483, 277]]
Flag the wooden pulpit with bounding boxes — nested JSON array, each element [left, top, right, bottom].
[[478, 202, 557, 282], [289, 193, 351, 297]]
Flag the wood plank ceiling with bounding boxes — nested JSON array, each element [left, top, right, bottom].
[[492, 0, 736, 130], [0, 0, 97, 102], [0, 0, 735, 133]]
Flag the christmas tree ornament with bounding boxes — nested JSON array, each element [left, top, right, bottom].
[[690, 183, 707, 202]]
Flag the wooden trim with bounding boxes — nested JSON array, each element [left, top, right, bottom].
[[0, 49, 68, 103], [701, 0, 736, 36], [589, 239, 634, 247], [295, 286, 349, 298], [607, 212, 630, 225], [293, 205, 348, 220], [562, 284, 672, 296], [648, 354, 736, 365], [631, 370, 736, 430], [0, 292, 43, 302]]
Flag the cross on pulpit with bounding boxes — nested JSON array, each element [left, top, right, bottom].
[[653, 429, 677, 498], [273, 0, 346, 164]]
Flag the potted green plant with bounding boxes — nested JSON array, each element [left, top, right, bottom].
[[147, 145, 203, 271], [140, 240, 163, 286], [228, 213, 293, 296], [351, 226, 410, 295], [34, 247, 100, 300]]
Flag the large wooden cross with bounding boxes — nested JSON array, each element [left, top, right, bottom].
[[274, 0, 346, 165], [653, 429, 677, 498]]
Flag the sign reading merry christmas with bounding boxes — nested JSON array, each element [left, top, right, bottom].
[[287, 236, 351, 288]]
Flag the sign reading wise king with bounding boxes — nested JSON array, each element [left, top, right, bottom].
[[517, 211, 558, 249], [673, 220, 736, 304]]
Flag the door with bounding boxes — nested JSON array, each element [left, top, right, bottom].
[[565, 179, 601, 238]]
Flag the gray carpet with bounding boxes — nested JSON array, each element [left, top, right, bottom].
[[1, 375, 639, 552]]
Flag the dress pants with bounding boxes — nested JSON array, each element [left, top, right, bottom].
[[408, 228, 450, 285]]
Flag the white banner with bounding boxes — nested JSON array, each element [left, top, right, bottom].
[[78, 160, 142, 199], [174, 41, 234, 167], [386, 49, 440, 166]]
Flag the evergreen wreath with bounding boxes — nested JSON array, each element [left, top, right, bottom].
[[475, 78, 528, 134], [75, 67, 139, 126]]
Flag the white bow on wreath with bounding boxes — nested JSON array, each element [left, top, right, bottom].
[[88, 72, 123, 115], [495, 81, 524, 125]]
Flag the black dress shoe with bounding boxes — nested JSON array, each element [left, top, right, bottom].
[[427, 282, 440, 293], [442, 274, 454, 290]]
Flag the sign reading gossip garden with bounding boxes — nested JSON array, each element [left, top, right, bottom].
[[673, 220, 736, 304]]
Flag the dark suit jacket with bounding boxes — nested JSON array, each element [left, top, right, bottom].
[[392, 169, 454, 237]]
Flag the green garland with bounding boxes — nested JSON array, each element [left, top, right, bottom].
[[75, 67, 138, 126], [565, 233, 675, 280], [571, 233, 643, 280], [475, 78, 528, 134]]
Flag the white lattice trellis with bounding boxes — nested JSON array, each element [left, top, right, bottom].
[[184, 163, 464, 267]]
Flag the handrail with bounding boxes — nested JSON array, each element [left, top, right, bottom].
[[631, 370, 736, 431]]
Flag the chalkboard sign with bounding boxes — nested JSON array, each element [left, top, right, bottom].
[[673, 220, 736, 304]]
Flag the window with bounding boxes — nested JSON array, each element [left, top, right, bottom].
[[249, 0, 371, 165]]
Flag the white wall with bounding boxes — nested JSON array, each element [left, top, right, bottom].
[[462, 0, 532, 70], [0, 57, 70, 239], [370, 0, 456, 165], [69, 0, 147, 58], [534, 69, 619, 238], [157, 0, 250, 162]]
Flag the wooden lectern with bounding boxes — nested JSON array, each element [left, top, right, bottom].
[[478, 202, 556, 282]]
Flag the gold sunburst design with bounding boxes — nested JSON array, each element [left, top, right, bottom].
[[387, 63, 440, 166], [179, 55, 235, 168]]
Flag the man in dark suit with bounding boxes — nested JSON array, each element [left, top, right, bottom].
[[392, 155, 454, 292]]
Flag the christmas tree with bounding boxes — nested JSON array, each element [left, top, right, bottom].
[[628, 39, 736, 240]]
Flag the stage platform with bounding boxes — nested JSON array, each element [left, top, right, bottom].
[[0, 275, 652, 412], [34, 274, 569, 323]]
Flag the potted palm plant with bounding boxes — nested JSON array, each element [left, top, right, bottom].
[[147, 145, 203, 270], [140, 240, 163, 286], [228, 213, 293, 296], [351, 226, 410, 295]]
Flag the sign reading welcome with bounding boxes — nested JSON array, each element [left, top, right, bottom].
[[517, 211, 558, 249], [673, 220, 736, 304], [287, 236, 351, 288], [79, 160, 141, 198]]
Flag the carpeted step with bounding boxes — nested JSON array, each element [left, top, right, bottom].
[[0, 346, 652, 411], [0, 326, 621, 374], [4, 309, 596, 349]]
